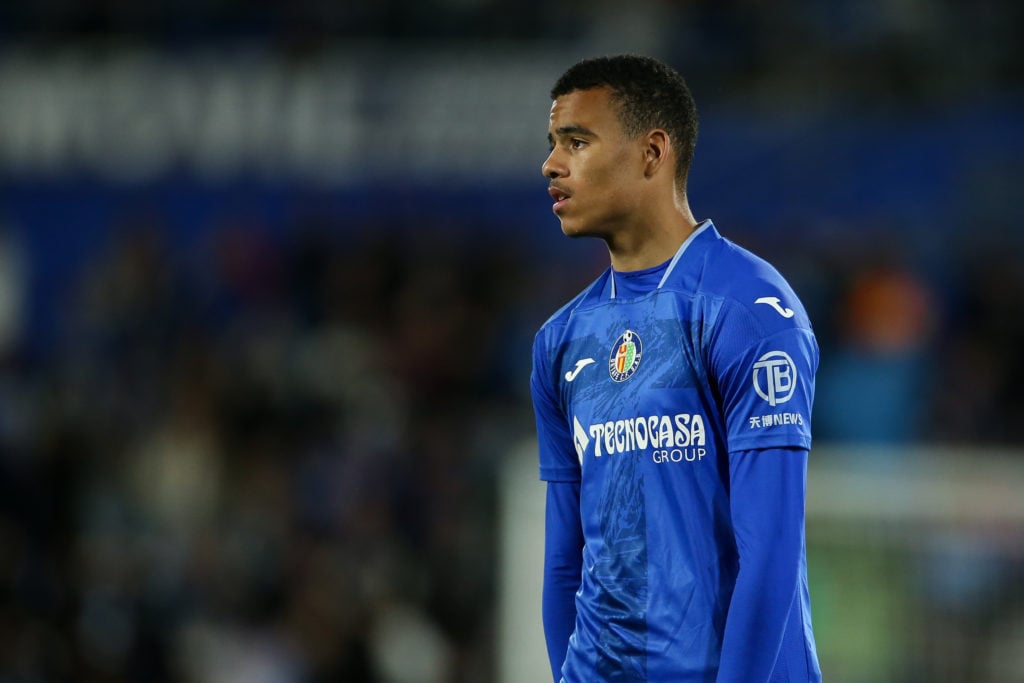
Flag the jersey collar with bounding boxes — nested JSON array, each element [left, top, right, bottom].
[[610, 219, 714, 299]]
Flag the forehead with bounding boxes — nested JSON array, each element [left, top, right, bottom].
[[548, 86, 621, 133]]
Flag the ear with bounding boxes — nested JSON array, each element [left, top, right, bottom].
[[642, 129, 671, 179]]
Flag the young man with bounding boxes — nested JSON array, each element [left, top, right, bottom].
[[530, 55, 823, 682]]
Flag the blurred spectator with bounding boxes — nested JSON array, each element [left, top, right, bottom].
[[816, 260, 937, 444]]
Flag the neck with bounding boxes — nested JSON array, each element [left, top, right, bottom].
[[607, 194, 698, 272]]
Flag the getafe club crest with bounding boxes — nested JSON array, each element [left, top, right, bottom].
[[609, 329, 642, 382]]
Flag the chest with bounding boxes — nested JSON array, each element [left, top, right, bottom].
[[556, 296, 717, 477], [558, 296, 705, 408]]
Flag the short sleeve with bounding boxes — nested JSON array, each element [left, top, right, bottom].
[[709, 300, 818, 453], [531, 328, 583, 482]]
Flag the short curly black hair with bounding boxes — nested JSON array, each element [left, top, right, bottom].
[[551, 55, 698, 190]]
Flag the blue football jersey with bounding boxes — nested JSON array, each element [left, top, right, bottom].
[[532, 221, 819, 681]]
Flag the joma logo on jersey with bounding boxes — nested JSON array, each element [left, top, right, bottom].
[[609, 329, 642, 382]]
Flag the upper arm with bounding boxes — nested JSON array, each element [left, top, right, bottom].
[[545, 480, 584, 562], [707, 298, 818, 454], [531, 329, 581, 483]]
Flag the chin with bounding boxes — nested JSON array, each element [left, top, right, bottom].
[[561, 220, 604, 242], [559, 219, 588, 238]]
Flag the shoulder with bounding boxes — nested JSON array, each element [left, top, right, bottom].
[[531, 271, 608, 403], [719, 239, 810, 333], [664, 224, 813, 336], [535, 269, 611, 345]]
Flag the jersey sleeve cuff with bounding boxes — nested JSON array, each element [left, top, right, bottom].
[[727, 433, 811, 453], [540, 465, 582, 482]]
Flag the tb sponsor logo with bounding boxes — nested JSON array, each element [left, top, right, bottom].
[[752, 350, 797, 406]]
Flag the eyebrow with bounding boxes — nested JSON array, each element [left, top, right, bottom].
[[548, 124, 598, 147], [556, 125, 596, 137]]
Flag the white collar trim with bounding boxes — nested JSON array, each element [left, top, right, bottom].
[[610, 220, 713, 299]]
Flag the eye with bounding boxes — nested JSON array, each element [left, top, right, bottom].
[[570, 138, 587, 150]]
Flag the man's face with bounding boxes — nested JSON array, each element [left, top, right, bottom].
[[542, 86, 646, 240]]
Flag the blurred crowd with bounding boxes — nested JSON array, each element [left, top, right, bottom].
[[0, 219, 557, 682]]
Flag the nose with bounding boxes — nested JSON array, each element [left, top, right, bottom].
[[541, 148, 565, 179]]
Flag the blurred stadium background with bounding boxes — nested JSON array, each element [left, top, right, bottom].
[[0, 1, 1022, 681]]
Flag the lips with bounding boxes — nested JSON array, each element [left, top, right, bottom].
[[548, 185, 571, 213]]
